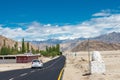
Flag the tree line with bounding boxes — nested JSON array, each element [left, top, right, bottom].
[[0, 38, 37, 55], [0, 38, 62, 57], [40, 44, 62, 57]]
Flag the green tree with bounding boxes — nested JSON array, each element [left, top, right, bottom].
[[0, 39, 8, 55], [0, 46, 8, 55], [11, 47, 15, 54], [46, 46, 49, 52], [49, 46, 52, 53], [31, 46, 35, 54], [40, 44, 61, 57], [22, 38, 26, 53], [52, 46, 56, 51], [27, 42, 30, 52], [3, 39, 6, 47], [7, 46, 11, 54], [36, 49, 39, 53], [40, 50, 48, 57], [14, 42, 18, 53], [56, 44, 60, 55]]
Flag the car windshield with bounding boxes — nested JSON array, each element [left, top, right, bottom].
[[33, 60, 40, 62]]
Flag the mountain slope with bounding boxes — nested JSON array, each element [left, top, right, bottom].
[[0, 35, 17, 48], [30, 32, 120, 51], [71, 40, 120, 52], [0, 35, 37, 51], [93, 32, 120, 43]]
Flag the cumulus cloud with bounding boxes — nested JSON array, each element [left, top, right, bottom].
[[0, 9, 120, 41]]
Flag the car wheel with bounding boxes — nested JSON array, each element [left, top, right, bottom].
[[31, 67, 34, 69]]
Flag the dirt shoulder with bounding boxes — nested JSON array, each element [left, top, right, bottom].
[[63, 50, 120, 80]]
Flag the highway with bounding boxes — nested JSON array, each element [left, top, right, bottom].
[[0, 55, 66, 80]]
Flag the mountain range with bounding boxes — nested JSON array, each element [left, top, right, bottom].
[[0, 32, 120, 52], [31, 32, 120, 44], [93, 32, 120, 43], [30, 32, 120, 51], [71, 40, 120, 52]]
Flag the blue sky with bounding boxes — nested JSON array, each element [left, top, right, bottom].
[[0, 0, 120, 41]]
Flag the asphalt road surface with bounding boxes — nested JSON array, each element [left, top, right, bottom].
[[0, 55, 66, 80]]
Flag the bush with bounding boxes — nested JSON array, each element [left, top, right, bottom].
[[40, 44, 61, 57]]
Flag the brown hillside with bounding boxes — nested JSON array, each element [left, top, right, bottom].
[[0, 35, 16, 48], [0, 35, 37, 51], [72, 40, 120, 52]]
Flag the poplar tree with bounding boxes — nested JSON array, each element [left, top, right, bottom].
[[0, 39, 7, 55], [22, 38, 25, 53], [56, 44, 60, 54], [14, 42, 18, 51], [27, 42, 30, 52]]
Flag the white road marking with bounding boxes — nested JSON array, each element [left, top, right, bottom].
[[7, 56, 62, 80], [20, 73, 28, 77], [9, 78, 14, 80], [31, 70, 35, 73]]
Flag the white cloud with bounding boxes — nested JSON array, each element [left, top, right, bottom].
[[0, 9, 120, 41], [92, 10, 112, 17], [92, 9, 120, 17], [92, 12, 111, 17]]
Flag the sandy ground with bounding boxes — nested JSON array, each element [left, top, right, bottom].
[[63, 50, 120, 80], [0, 56, 52, 72]]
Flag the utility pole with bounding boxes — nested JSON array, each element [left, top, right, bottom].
[[87, 39, 91, 74]]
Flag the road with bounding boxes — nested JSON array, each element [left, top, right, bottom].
[[0, 55, 66, 80]]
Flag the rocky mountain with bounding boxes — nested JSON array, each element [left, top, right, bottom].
[[0, 35, 17, 49], [71, 40, 120, 52], [0, 35, 37, 51], [1, 32, 120, 52], [30, 38, 86, 51], [69, 32, 120, 51], [31, 32, 120, 45], [93, 32, 120, 43], [30, 32, 120, 51], [31, 39, 80, 45]]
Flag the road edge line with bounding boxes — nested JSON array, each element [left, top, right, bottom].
[[57, 68, 64, 80]]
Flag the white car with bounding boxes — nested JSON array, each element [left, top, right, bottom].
[[31, 59, 43, 69]]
